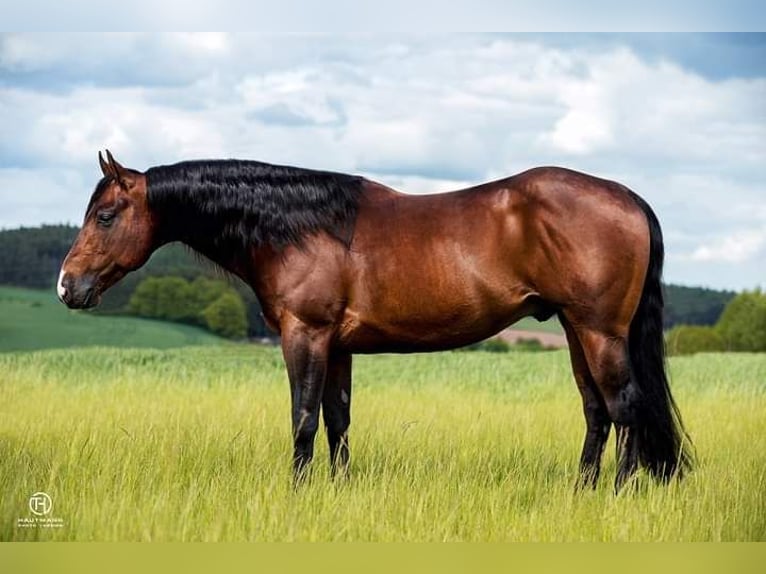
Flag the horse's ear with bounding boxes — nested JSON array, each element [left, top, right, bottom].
[[105, 149, 135, 189], [98, 151, 113, 178]]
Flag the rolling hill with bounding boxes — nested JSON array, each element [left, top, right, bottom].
[[0, 286, 225, 352]]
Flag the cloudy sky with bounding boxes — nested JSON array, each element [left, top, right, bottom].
[[0, 33, 764, 290]]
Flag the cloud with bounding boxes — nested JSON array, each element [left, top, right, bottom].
[[0, 167, 88, 228], [238, 69, 346, 126], [689, 230, 766, 263], [0, 33, 764, 290]]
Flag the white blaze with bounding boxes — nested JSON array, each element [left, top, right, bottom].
[[57, 269, 66, 302]]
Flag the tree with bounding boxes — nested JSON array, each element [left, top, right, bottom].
[[128, 276, 195, 321], [127, 277, 163, 317], [127, 275, 249, 339], [189, 276, 230, 313], [157, 276, 195, 321], [202, 292, 248, 339], [716, 289, 766, 352]]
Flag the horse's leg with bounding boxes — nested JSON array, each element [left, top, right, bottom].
[[281, 320, 333, 483], [322, 352, 352, 479], [560, 315, 611, 490], [569, 325, 640, 494]]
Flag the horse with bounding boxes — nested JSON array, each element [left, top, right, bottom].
[[58, 150, 693, 493]]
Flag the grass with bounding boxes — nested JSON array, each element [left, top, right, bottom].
[[0, 345, 764, 541], [0, 286, 224, 351]]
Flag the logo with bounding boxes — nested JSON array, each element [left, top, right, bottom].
[[29, 492, 52, 516], [16, 491, 64, 530]]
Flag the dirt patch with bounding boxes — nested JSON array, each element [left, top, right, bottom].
[[497, 328, 568, 349]]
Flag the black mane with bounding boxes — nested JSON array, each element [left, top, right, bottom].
[[145, 160, 364, 250]]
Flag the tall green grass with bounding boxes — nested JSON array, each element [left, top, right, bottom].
[[1, 346, 764, 541]]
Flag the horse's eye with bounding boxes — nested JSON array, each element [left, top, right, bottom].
[[97, 211, 115, 227]]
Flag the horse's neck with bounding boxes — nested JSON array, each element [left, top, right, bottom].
[[151, 199, 248, 281], [147, 164, 366, 287]]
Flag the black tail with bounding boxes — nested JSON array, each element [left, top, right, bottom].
[[627, 192, 694, 481]]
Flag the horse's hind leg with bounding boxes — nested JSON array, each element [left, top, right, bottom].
[[322, 352, 352, 479], [568, 323, 641, 493], [560, 315, 611, 490]]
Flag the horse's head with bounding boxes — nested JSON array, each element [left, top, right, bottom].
[[58, 151, 158, 309]]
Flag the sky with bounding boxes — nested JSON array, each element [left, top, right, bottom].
[[0, 33, 764, 291]]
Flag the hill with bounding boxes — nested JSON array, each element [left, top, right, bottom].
[[664, 284, 736, 327], [0, 286, 224, 352]]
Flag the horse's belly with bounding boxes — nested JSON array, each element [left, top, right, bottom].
[[339, 206, 537, 352], [337, 282, 537, 353]]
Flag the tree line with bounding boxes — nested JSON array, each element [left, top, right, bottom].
[[667, 290, 766, 354]]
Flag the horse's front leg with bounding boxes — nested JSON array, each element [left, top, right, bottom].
[[281, 318, 333, 483]]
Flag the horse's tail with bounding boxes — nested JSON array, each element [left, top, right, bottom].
[[627, 191, 694, 481]]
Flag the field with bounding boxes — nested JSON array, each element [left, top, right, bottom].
[[1, 345, 764, 541], [0, 286, 223, 351]]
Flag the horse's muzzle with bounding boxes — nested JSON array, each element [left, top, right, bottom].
[[58, 272, 100, 309]]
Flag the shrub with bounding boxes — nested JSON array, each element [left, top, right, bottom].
[[513, 337, 549, 352], [715, 289, 766, 352], [666, 325, 724, 355], [128, 275, 248, 339], [201, 292, 248, 339], [128, 276, 195, 322]]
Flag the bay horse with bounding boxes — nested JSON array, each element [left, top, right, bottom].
[[58, 151, 692, 492]]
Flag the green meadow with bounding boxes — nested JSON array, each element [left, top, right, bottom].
[[1, 344, 764, 541], [0, 286, 222, 351]]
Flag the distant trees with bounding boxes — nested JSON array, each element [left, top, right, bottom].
[[201, 292, 248, 339], [667, 289, 766, 354], [666, 325, 725, 355], [128, 276, 194, 321], [663, 284, 735, 328], [716, 289, 766, 352], [128, 276, 248, 339], [0, 225, 78, 288]]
